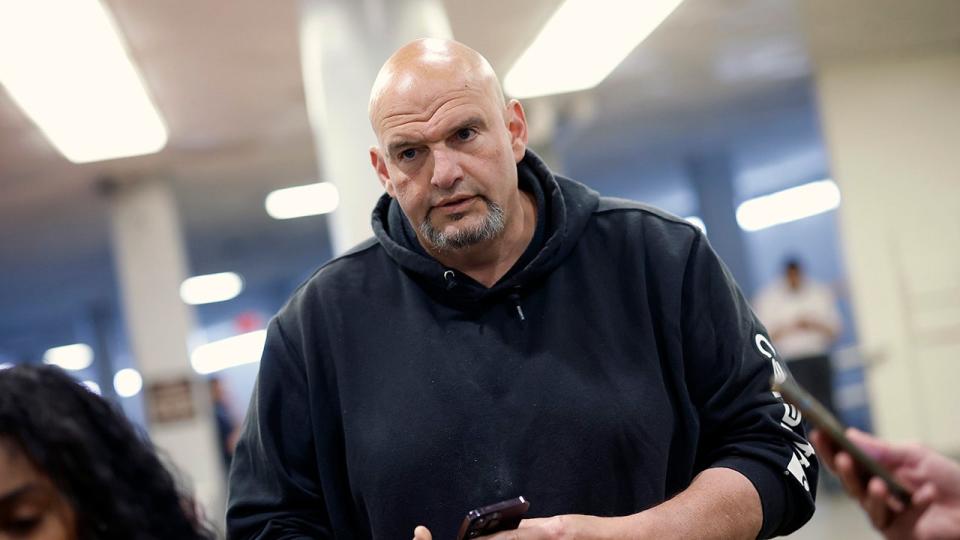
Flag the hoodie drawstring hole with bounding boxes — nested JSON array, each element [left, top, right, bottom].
[[508, 287, 526, 322], [443, 270, 457, 290]]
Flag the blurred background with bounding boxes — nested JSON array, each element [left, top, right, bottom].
[[1, 0, 958, 536]]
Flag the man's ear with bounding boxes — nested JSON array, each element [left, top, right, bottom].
[[506, 99, 529, 162], [369, 147, 395, 198]]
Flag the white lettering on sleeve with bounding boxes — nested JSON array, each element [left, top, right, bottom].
[[755, 334, 777, 359], [754, 332, 815, 487], [787, 452, 811, 491]]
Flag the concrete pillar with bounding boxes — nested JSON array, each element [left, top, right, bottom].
[[299, 0, 452, 255], [812, 52, 960, 452], [686, 153, 754, 294], [88, 303, 116, 401], [105, 177, 224, 516]]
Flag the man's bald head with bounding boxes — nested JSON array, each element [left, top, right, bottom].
[[368, 38, 506, 135], [365, 38, 530, 262]]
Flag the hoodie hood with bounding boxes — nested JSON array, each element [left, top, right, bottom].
[[371, 150, 599, 306]]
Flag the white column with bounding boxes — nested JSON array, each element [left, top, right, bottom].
[[106, 177, 224, 516], [685, 152, 755, 294], [813, 52, 960, 453], [300, 0, 451, 254]]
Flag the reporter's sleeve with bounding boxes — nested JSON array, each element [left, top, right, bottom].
[[680, 232, 818, 538], [226, 317, 333, 539]]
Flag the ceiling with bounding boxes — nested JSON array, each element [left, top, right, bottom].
[[0, 0, 957, 360]]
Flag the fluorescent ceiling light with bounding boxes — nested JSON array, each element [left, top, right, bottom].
[[180, 272, 244, 305], [265, 182, 340, 219], [81, 380, 102, 395], [43, 343, 93, 371], [113, 368, 142, 398], [736, 180, 841, 232], [0, 0, 168, 163], [684, 216, 706, 234], [191, 329, 266, 375], [504, 0, 685, 98]]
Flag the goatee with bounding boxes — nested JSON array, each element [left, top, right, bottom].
[[419, 198, 506, 251]]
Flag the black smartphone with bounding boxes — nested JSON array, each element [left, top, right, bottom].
[[455, 496, 530, 540], [772, 375, 912, 504]]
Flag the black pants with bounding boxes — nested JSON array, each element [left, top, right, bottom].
[[787, 353, 836, 415]]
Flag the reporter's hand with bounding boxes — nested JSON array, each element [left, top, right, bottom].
[[811, 428, 960, 539]]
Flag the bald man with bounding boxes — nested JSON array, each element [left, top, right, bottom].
[[227, 39, 817, 539]]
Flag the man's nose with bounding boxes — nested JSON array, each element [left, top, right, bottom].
[[430, 148, 463, 190]]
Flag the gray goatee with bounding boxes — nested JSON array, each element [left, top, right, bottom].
[[419, 198, 505, 251]]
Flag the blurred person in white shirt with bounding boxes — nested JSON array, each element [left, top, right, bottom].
[[754, 257, 842, 413]]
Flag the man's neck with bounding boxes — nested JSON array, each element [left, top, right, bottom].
[[426, 190, 537, 288]]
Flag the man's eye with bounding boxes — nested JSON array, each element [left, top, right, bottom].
[[456, 128, 475, 141], [399, 148, 417, 161]]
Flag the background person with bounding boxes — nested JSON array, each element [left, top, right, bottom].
[[0, 364, 215, 540], [754, 257, 843, 414], [209, 376, 240, 471]]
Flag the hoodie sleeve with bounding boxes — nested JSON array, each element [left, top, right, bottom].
[[226, 316, 333, 539], [680, 231, 818, 538]]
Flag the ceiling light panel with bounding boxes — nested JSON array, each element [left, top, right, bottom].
[[43, 343, 94, 371], [505, 0, 685, 98], [265, 182, 340, 219], [0, 0, 168, 163], [190, 329, 267, 375], [180, 272, 244, 305], [736, 180, 841, 232], [113, 368, 143, 398]]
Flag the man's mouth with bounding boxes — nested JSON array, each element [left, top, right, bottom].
[[434, 195, 478, 213]]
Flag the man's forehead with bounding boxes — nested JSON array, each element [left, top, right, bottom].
[[380, 78, 486, 115], [381, 101, 488, 150], [374, 81, 497, 139], [387, 68, 467, 102]]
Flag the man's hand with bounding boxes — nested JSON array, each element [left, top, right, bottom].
[[413, 515, 616, 540], [412, 468, 760, 540], [811, 428, 960, 539]]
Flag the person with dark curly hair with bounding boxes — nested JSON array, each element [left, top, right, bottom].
[[0, 364, 216, 540]]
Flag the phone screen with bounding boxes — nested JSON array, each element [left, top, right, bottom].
[[772, 375, 912, 504]]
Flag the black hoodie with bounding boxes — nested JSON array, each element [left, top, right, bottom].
[[227, 151, 818, 539]]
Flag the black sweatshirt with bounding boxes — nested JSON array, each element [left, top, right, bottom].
[[227, 151, 818, 539]]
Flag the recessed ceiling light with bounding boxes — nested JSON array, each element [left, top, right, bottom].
[[504, 0, 685, 98], [0, 0, 168, 163], [180, 272, 244, 305], [113, 368, 143, 398], [265, 182, 340, 220], [81, 380, 102, 395], [736, 180, 841, 232], [190, 329, 267, 375], [43, 343, 94, 371], [684, 216, 707, 234]]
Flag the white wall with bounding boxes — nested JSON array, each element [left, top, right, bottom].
[[815, 52, 960, 452]]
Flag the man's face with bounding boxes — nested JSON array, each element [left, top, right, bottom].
[[370, 75, 526, 252], [786, 267, 802, 290]]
